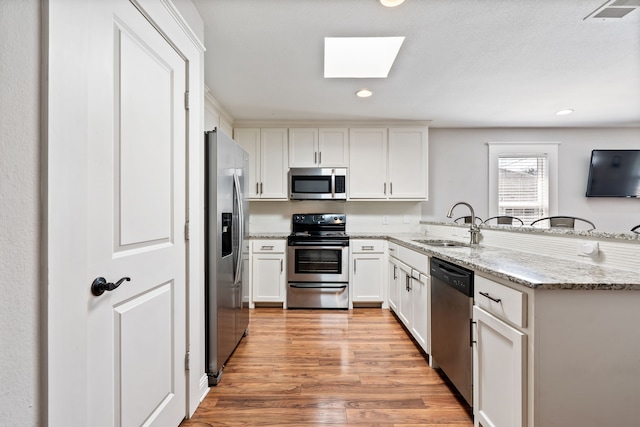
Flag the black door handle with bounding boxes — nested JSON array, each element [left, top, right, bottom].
[[91, 277, 131, 296]]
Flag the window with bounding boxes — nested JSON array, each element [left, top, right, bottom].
[[488, 142, 559, 225]]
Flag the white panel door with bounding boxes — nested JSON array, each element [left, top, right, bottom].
[[348, 128, 387, 199], [351, 255, 384, 302], [388, 127, 428, 199], [235, 128, 261, 198], [87, 1, 187, 426], [387, 258, 400, 313], [473, 306, 526, 427], [410, 274, 430, 354], [289, 128, 318, 167], [260, 128, 288, 199], [318, 128, 349, 167], [252, 255, 285, 302], [396, 263, 412, 328]]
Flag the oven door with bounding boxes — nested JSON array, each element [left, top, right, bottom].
[[287, 243, 349, 283]]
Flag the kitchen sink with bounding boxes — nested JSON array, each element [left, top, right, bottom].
[[413, 239, 469, 248]]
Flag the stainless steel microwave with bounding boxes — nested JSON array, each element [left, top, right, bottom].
[[289, 168, 347, 200]]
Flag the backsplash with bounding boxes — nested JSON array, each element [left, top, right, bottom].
[[248, 201, 422, 233], [423, 222, 640, 273]]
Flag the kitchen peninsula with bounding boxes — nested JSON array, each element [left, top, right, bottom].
[[249, 223, 640, 427]]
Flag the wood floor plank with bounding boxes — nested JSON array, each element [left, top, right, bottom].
[[181, 308, 473, 426]]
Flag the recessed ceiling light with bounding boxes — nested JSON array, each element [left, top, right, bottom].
[[380, 0, 405, 7], [324, 37, 405, 78], [356, 89, 373, 98], [556, 109, 574, 115]]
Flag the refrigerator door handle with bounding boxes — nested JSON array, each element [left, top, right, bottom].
[[233, 173, 244, 284]]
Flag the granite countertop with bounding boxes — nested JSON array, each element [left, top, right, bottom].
[[250, 232, 640, 290], [249, 232, 290, 239], [384, 234, 640, 291]]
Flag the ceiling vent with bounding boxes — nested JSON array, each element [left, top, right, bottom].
[[585, 0, 640, 20]]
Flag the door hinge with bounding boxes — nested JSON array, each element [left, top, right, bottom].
[[184, 221, 190, 241], [184, 91, 190, 110], [185, 351, 190, 371]]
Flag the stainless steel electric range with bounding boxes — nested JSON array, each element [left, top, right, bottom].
[[286, 214, 349, 309]]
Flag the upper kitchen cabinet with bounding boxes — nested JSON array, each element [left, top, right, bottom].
[[388, 127, 428, 199], [289, 128, 349, 167], [235, 128, 289, 200], [349, 128, 388, 198], [349, 127, 428, 200]]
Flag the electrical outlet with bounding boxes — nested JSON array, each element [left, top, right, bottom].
[[577, 241, 599, 257], [382, 215, 389, 225]]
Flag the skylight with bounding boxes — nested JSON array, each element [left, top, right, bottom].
[[324, 37, 405, 78]]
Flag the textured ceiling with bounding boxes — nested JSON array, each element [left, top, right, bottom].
[[193, 0, 640, 127]]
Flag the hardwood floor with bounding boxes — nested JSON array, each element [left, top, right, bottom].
[[181, 308, 473, 426]]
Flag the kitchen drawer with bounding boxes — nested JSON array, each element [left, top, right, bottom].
[[388, 242, 400, 258], [398, 245, 429, 274], [475, 275, 527, 328], [351, 239, 385, 253], [252, 240, 286, 253]]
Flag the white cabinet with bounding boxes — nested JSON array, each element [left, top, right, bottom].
[[410, 271, 429, 353], [387, 243, 400, 312], [349, 127, 428, 200], [251, 240, 286, 304], [350, 239, 386, 307], [388, 127, 428, 199], [289, 128, 348, 167], [242, 240, 250, 307], [235, 128, 288, 200], [388, 243, 430, 354], [349, 128, 387, 198], [473, 306, 526, 427], [473, 275, 527, 427], [396, 261, 412, 327]]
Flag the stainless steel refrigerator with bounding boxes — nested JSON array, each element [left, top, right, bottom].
[[205, 128, 249, 386]]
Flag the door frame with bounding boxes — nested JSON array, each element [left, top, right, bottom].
[[44, 0, 206, 424]]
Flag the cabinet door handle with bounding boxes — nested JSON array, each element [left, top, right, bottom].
[[384, 183, 386, 194], [280, 259, 283, 272], [256, 182, 259, 194], [406, 275, 410, 291], [260, 182, 263, 194], [471, 321, 477, 346], [361, 245, 374, 251], [314, 152, 317, 164], [260, 245, 274, 250], [354, 259, 357, 274], [319, 152, 322, 165], [479, 291, 501, 303], [393, 265, 397, 280], [390, 182, 393, 195]]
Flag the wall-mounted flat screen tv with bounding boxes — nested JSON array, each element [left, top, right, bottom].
[[586, 149, 640, 198]]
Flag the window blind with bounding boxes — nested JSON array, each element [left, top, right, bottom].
[[498, 155, 549, 224]]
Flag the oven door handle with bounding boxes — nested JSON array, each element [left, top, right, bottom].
[[288, 242, 349, 248], [289, 284, 347, 289]]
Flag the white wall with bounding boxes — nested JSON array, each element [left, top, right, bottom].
[[0, 0, 41, 425], [423, 128, 640, 232]]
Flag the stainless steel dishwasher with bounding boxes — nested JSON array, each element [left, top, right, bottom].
[[430, 257, 474, 406]]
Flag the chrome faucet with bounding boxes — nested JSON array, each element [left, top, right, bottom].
[[446, 201, 481, 245]]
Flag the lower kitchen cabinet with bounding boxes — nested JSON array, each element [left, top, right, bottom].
[[350, 239, 386, 307], [388, 242, 430, 354], [472, 273, 640, 427], [473, 305, 526, 427], [473, 274, 527, 427], [410, 270, 429, 353], [251, 240, 286, 305], [387, 246, 400, 312]]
